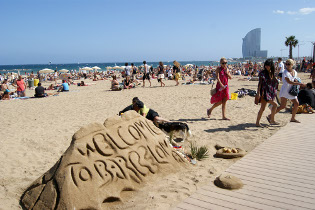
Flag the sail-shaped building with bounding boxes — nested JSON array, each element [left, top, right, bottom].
[[242, 28, 267, 58]]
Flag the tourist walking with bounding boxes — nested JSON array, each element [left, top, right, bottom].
[[255, 59, 279, 127], [275, 59, 305, 123], [277, 57, 285, 79], [207, 57, 232, 120], [173, 61, 181, 86], [157, 61, 165, 87], [142, 61, 151, 87]]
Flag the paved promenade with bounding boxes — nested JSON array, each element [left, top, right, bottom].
[[175, 114, 315, 210]]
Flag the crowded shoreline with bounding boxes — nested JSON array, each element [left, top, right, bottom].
[[0, 58, 314, 209]]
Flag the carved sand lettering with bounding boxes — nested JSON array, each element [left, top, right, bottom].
[[77, 142, 96, 156], [147, 144, 169, 164], [129, 147, 157, 176], [105, 160, 125, 182], [158, 140, 171, 156], [105, 133, 129, 150], [79, 167, 92, 181], [21, 111, 187, 210], [134, 121, 156, 140], [117, 126, 137, 146], [93, 134, 114, 156], [112, 157, 141, 184], [172, 151, 186, 163], [94, 161, 111, 185], [128, 125, 141, 140]]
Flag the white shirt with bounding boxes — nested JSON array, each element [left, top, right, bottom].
[[278, 61, 285, 73], [144, 64, 149, 74], [279, 69, 297, 99], [125, 66, 131, 76]]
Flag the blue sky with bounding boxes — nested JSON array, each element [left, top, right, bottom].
[[1, 0, 315, 65]]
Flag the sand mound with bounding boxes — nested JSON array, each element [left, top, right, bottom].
[[20, 111, 188, 210], [214, 174, 243, 190]]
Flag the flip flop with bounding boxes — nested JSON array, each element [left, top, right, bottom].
[[207, 109, 211, 118], [290, 119, 301, 123], [256, 124, 265, 128], [222, 118, 230, 121], [266, 116, 271, 123], [270, 121, 280, 125]]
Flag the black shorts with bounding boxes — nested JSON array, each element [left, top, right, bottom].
[[146, 109, 159, 121], [278, 73, 283, 78], [143, 73, 150, 81]]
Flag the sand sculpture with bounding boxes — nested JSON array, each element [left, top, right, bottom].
[[214, 174, 243, 190], [20, 111, 188, 210], [215, 147, 246, 159]]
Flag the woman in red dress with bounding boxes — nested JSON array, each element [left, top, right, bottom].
[[207, 57, 232, 120]]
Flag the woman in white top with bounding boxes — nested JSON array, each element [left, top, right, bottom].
[[276, 59, 305, 123]]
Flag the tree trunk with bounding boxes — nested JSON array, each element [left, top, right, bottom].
[[289, 45, 293, 59]]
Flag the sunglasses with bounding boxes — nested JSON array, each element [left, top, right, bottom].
[[221, 62, 227, 64], [285, 63, 291, 65]]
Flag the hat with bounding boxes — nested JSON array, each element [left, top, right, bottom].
[[135, 100, 144, 108]]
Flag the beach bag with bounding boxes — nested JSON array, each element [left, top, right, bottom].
[[289, 85, 299, 96]]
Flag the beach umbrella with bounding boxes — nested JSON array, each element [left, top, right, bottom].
[[92, 66, 101, 70], [81, 67, 93, 71], [113, 65, 122, 70], [39, 68, 54, 74], [59, 69, 69, 73], [185, 64, 194, 67]]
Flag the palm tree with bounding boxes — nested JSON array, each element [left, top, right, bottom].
[[285, 36, 299, 59]]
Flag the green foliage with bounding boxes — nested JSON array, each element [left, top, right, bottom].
[[285, 36, 299, 59], [190, 141, 209, 161]]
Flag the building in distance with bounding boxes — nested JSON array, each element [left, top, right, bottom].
[[242, 28, 267, 59]]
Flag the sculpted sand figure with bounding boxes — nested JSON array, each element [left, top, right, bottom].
[[20, 111, 187, 210]]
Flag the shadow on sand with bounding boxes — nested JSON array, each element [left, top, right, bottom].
[[204, 123, 262, 133], [171, 117, 215, 122]]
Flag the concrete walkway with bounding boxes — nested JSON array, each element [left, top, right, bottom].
[[175, 114, 315, 210]]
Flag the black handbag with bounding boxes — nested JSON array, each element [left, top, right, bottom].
[[289, 85, 299, 96]]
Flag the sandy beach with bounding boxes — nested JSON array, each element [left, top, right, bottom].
[[0, 73, 312, 209]]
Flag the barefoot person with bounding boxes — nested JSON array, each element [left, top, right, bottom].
[[275, 59, 305, 123], [142, 61, 151, 87], [157, 61, 165, 87], [255, 59, 279, 127], [173, 61, 181, 86], [207, 57, 232, 120], [14, 75, 27, 97]]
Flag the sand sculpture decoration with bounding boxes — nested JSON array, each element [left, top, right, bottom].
[[20, 111, 188, 210]]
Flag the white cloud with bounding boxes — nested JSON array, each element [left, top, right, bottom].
[[287, 11, 297, 15], [294, 17, 302, 21], [273, 10, 284, 14], [299, 7, 315, 15]]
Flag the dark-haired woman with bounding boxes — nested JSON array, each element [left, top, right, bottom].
[[157, 61, 165, 87], [255, 59, 279, 127]]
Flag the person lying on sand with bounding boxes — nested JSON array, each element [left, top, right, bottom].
[[119, 97, 169, 125]]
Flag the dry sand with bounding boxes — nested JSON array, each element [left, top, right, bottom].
[[0, 73, 312, 209]]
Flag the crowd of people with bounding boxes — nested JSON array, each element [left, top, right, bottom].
[[205, 57, 315, 126]]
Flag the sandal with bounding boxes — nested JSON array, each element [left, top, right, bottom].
[[207, 109, 211, 118], [290, 119, 301, 123], [270, 121, 280, 125], [222, 117, 230, 121], [256, 123, 265, 128], [266, 116, 271, 123]]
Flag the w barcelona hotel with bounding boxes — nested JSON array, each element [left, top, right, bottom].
[[242, 28, 268, 59]]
